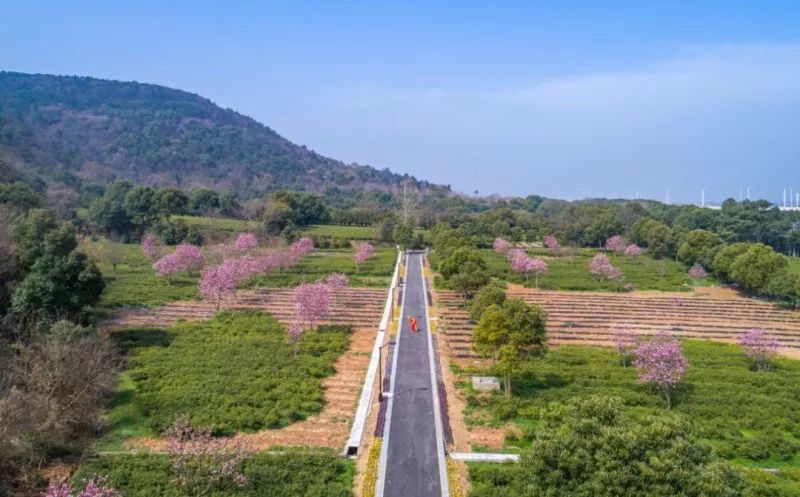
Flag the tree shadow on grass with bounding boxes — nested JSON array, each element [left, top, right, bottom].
[[110, 328, 174, 352]]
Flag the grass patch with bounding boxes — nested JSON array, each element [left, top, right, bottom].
[[434, 248, 700, 292], [98, 312, 350, 448], [73, 450, 354, 497], [302, 224, 430, 243], [172, 215, 257, 233], [248, 247, 396, 288], [87, 240, 395, 309], [85, 242, 199, 308], [461, 340, 800, 492]]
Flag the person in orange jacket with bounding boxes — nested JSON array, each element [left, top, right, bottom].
[[408, 316, 418, 333]]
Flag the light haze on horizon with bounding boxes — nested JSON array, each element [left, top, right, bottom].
[[2, 1, 800, 203]]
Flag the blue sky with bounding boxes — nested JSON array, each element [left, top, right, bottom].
[[2, 1, 800, 203]]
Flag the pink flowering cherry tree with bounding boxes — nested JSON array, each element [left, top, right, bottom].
[[605, 235, 625, 254], [688, 263, 708, 279], [199, 261, 238, 309], [292, 237, 315, 256], [612, 323, 638, 366], [507, 249, 532, 280], [589, 253, 623, 285], [232, 233, 258, 254], [165, 416, 249, 497], [288, 281, 333, 350], [44, 476, 119, 497], [142, 233, 163, 261], [175, 243, 204, 276], [543, 234, 560, 251], [325, 273, 349, 314], [634, 331, 688, 408], [493, 237, 511, 253], [153, 253, 184, 280], [353, 241, 375, 272], [529, 257, 548, 289], [624, 244, 642, 259], [739, 328, 781, 371]]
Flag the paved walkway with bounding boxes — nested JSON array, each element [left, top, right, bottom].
[[377, 251, 448, 497]]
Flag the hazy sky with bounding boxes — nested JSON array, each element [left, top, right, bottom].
[[2, 1, 800, 203]]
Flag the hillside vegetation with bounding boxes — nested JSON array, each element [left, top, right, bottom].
[[0, 71, 440, 197]]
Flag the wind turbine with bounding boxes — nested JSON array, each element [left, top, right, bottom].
[[746, 185, 752, 200], [701, 188, 706, 207]]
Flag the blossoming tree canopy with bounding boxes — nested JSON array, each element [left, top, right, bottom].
[[634, 331, 688, 408], [543, 234, 560, 250], [353, 241, 375, 270], [142, 233, 162, 261], [739, 328, 781, 371], [232, 232, 258, 253], [293, 281, 332, 329], [493, 237, 511, 253], [605, 235, 625, 253], [688, 263, 708, 279], [44, 475, 120, 497], [174, 243, 204, 273], [198, 261, 238, 307], [624, 244, 642, 258]]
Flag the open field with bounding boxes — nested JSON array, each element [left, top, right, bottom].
[[457, 342, 800, 494], [433, 248, 701, 292], [74, 450, 354, 497], [302, 224, 431, 242], [86, 240, 395, 308], [172, 214, 257, 233], [436, 287, 800, 366], [85, 242, 200, 307], [791, 256, 800, 274], [98, 288, 385, 451], [98, 312, 350, 450], [248, 248, 396, 288]]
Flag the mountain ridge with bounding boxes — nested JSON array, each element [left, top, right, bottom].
[[0, 71, 444, 198]]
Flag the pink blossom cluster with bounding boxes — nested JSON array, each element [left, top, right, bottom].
[[739, 328, 781, 371], [612, 323, 639, 366], [293, 237, 315, 256], [198, 261, 239, 308], [589, 253, 623, 281], [353, 241, 375, 270], [153, 243, 204, 277], [605, 235, 625, 254], [281, 237, 316, 270], [232, 233, 258, 254], [624, 244, 642, 258], [688, 263, 707, 279], [493, 237, 511, 253], [634, 331, 688, 408], [507, 249, 548, 287], [293, 281, 332, 327], [141, 233, 162, 261], [165, 416, 249, 493], [543, 234, 560, 250], [43, 475, 119, 497]]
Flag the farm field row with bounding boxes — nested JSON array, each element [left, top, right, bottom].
[[436, 288, 800, 366], [433, 248, 705, 292]]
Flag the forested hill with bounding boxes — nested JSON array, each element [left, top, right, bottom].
[[0, 71, 442, 197]]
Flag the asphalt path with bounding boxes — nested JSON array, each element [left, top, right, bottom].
[[381, 252, 445, 497]]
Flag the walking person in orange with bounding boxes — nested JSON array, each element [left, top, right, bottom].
[[408, 316, 418, 333]]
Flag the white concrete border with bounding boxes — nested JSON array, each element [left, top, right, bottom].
[[450, 452, 520, 463], [421, 252, 451, 497], [375, 252, 408, 497], [345, 249, 402, 456]]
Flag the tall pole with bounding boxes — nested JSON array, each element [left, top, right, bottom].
[[746, 185, 752, 200], [701, 188, 706, 207]]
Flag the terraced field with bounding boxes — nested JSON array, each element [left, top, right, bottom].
[[101, 287, 386, 331], [437, 287, 800, 365]]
